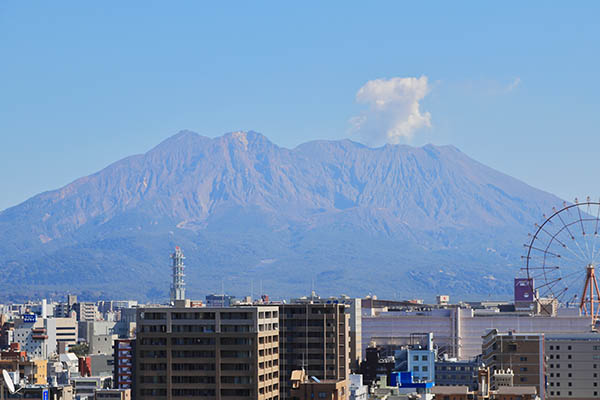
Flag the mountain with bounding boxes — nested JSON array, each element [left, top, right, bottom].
[[0, 131, 562, 302]]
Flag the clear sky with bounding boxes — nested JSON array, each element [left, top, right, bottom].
[[1, 2, 599, 211]]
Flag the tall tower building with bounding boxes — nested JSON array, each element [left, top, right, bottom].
[[170, 246, 186, 304]]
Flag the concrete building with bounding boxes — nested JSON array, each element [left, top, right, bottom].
[[279, 303, 350, 399], [13, 315, 77, 359], [7, 385, 74, 400], [0, 358, 47, 385], [205, 294, 235, 307], [545, 332, 600, 399], [481, 330, 545, 399], [89, 354, 114, 377], [393, 333, 436, 383], [362, 304, 592, 360], [71, 376, 112, 399], [79, 320, 117, 343], [135, 300, 279, 400], [89, 334, 118, 355], [290, 369, 349, 400], [74, 302, 99, 322], [348, 374, 368, 400], [434, 356, 481, 389]]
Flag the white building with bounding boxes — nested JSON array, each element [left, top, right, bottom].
[[362, 305, 592, 360], [13, 315, 78, 359], [349, 374, 368, 400]]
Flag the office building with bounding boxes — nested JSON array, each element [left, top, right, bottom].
[[135, 300, 279, 400], [545, 332, 600, 399]]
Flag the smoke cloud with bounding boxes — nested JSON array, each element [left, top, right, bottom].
[[350, 76, 431, 145]]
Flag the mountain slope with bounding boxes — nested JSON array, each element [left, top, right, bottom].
[[0, 131, 562, 301]]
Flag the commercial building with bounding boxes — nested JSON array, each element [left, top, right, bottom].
[[135, 300, 279, 400], [362, 304, 591, 360], [481, 330, 545, 399], [13, 315, 77, 359], [279, 303, 350, 399]]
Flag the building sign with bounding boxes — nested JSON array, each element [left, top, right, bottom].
[[22, 314, 37, 323]]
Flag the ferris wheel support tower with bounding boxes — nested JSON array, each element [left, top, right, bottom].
[[580, 264, 600, 326]]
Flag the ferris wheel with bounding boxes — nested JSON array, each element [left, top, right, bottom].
[[524, 198, 600, 325]]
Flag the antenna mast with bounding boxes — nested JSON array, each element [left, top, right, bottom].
[[170, 246, 186, 304]]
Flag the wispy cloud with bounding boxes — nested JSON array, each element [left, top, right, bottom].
[[350, 76, 431, 145], [506, 77, 521, 92]]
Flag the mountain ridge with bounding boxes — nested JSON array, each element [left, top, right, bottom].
[[0, 130, 561, 301]]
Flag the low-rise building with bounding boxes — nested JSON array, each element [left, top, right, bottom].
[[94, 388, 131, 400], [348, 374, 368, 400], [290, 369, 349, 400], [434, 356, 481, 389]]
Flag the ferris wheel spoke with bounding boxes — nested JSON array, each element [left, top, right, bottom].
[[594, 202, 600, 235], [576, 204, 586, 236], [556, 213, 589, 261], [549, 228, 589, 265]]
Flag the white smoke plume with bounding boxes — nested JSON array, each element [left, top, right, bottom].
[[350, 76, 431, 145]]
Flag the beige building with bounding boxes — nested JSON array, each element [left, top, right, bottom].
[[135, 300, 279, 400], [290, 369, 348, 400], [545, 332, 600, 400], [481, 330, 545, 400], [279, 303, 350, 399]]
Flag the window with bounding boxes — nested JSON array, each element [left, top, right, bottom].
[[413, 355, 419, 361], [413, 366, 419, 372], [422, 355, 428, 361], [422, 366, 428, 372]]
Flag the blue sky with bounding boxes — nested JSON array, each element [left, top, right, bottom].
[[1, 2, 599, 211]]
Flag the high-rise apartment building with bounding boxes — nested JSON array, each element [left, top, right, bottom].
[[135, 301, 279, 400], [114, 338, 135, 391], [279, 303, 349, 400]]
